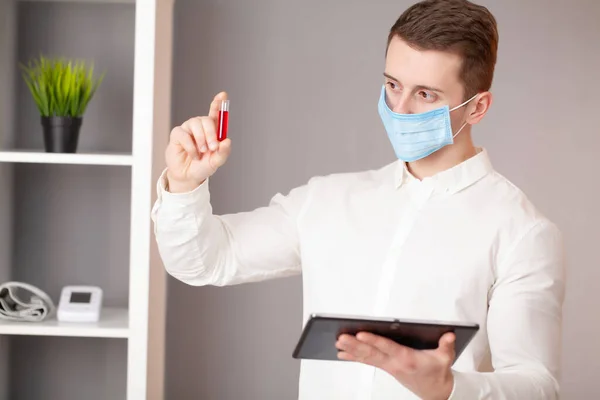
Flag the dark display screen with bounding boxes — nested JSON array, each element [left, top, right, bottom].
[[70, 292, 92, 303]]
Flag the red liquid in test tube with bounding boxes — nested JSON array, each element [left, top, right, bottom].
[[218, 100, 229, 141]]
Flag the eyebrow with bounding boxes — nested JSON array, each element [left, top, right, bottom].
[[383, 72, 445, 94]]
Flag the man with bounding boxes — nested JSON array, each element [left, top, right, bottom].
[[151, 0, 565, 398]]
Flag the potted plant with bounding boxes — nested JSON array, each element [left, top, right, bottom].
[[20, 55, 104, 153]]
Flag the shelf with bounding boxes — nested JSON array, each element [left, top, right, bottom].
[[0, 307, 129, 338], [18, 0, 135, 4], [0, 149, 133, 166]]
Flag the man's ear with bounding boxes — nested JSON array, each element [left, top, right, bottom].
[[466, 91, 493, 125]]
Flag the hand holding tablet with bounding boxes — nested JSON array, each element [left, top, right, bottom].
[[293, 313, 479, 364]]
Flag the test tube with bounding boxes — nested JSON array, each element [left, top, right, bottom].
[[218, 100, 229, 142]]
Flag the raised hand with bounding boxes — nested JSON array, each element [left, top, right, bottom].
[[165, 91, 232, 193]]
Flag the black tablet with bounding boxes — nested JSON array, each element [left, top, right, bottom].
[[292, 313, 479, 364]]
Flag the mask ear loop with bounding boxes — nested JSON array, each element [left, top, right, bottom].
[[450, 93, 479, 138], [452, 122, 469, 138], [449, 93, 479, 112]]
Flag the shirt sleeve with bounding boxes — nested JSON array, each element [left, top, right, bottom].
[[449, 220, 566, 399], [151, 169, 311, 286]]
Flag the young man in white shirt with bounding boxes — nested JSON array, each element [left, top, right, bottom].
[[151, 0, 565, 398]]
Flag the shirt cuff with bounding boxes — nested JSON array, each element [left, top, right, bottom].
[[447, 373, 457, 400], [155, 168, 210, 210], [448, 369, 480, 399]]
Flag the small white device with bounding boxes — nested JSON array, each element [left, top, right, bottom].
[[57, 285, 103, 323]]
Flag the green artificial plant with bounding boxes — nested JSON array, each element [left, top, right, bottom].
[[20, 55, 105, 118]]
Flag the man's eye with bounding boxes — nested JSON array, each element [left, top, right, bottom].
[[419, 91, 435, 101], [387, 82, 398, 90]]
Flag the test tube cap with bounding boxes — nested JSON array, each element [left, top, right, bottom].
[[220, 99, 230, 111]]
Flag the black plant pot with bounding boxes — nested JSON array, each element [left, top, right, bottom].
[[41, 116, 83, 153]]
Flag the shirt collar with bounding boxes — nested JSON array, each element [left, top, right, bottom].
[[394, 147, 494, 194]]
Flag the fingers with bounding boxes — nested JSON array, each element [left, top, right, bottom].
[[176, 91, 228, 155], [181, 115, 222, 152], [338, 331, 456, 385], [181, 117, 207, 153], [201, 117, 219, 151], [356, 332, 418, 373], [170, 126, 199, 160], [336, 334, 389, 367], [356, 332, 413, 359], [208, 91, 228, 123], [208, 138, 232, 172]]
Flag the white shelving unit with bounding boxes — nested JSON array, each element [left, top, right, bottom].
[[0, 308, 129, 338], [0, 150, 134, 165], [0, 0, 173, 399]]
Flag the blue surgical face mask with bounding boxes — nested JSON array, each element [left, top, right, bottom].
[[377, 85, 478, 162]]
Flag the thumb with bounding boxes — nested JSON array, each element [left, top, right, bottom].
[[438, 332, 456, 360]]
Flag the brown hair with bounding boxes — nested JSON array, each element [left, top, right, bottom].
[[387, 0, 499, 100]]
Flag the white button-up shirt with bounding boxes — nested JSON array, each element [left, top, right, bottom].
[[151, 148, 565, 399]]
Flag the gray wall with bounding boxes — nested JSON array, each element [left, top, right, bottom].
[[167, 0, 600, 399]]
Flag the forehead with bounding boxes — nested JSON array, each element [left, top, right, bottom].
[[385, 36, 463, 90]]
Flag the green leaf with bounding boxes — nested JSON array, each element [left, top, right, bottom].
[[19, 54, 105, 118]]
